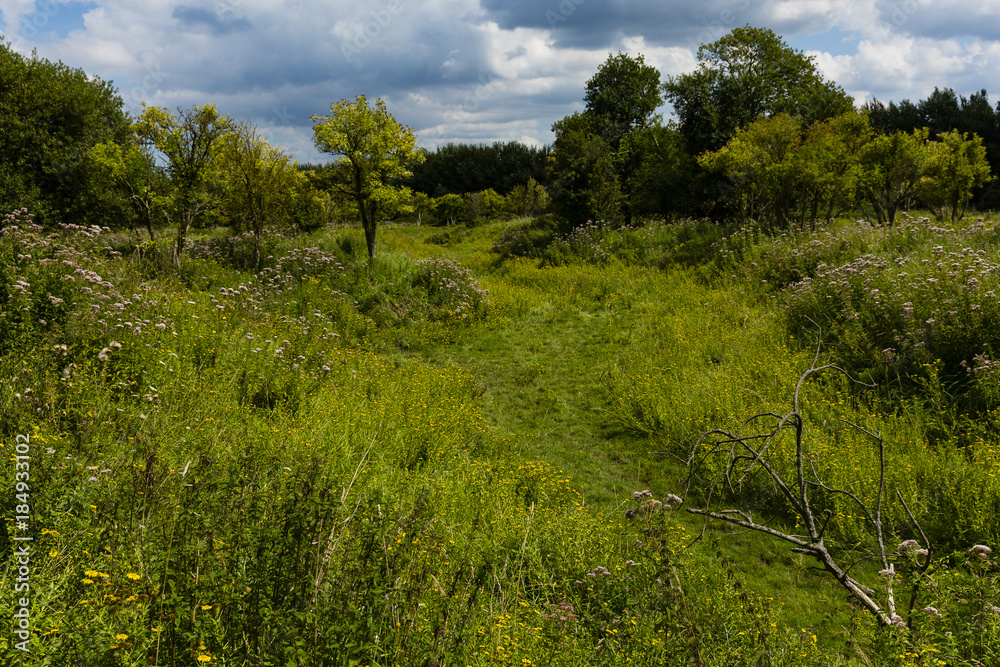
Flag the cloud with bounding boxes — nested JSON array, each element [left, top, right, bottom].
[[2, 0, 1000, 162], [171, 5, 252, 35]]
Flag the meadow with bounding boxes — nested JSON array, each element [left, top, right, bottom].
[[1, 210, 999, 666]]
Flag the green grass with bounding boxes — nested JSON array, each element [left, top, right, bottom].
[[1, 215, 998, 665]]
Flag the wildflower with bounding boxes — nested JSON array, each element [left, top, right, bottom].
[[87, 476, 98, 483], [98, 348, 111, 363], [898, 539, 922, 555], [632, 489, 652, 501], [969, 544, 993, 557], [664, 493, 683, 508], [878, 568, 895, 579], [126, 573, 141, 581], [115, 633, 128, 641], [890, 613, 907, 629], [109, 340, 121, 351], [923, 606, 942, 618]]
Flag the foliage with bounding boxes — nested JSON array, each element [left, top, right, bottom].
[[549, 54, 664, 226], [663, 25, 854, 156], [547, 113, 623, 226], [406, 141, 549, 196], [213, 119, 302, 269], [917, 129, 994, 224], [312, 95, 423, 263], [91, 134, 167, 241], [134, 104, 233, 265], [624, 123, 700, 221], [0, 42, 134, 228], [698, 113, 806, 229], [505, 177, 551, 218], [431, 193, 465, 226], [583, 51, 663, 146], [856, 127, 929, 227]]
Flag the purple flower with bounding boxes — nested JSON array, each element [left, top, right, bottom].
[[969, 544, 993, 558], [898, 539, 922, 555], [923, 606, 942, 618], [87, 476, 98, 483], [664, 493, 683, 508]]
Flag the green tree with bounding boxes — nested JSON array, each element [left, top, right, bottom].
[[698, 113, 805, 228], [584, 52, 663, 146], [547, 113, 622, 226], [135, 104, 233, 265], [410, 190, 432, 225], [311, 95, 423, 264], [90, 137, 165, 240], [623, 122, 698, 221], [505, 177, 549, 218], [664, 26, 853, 156], [856, 127, 929, 227], [796, 110, 872, 227], [917, 129, 993, 224], [214, 119, 301, 269], [0, 41, 133, 226], [432, 193, 465, 226]]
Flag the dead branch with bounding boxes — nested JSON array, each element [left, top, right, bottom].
[[683, 335, 913, 628]]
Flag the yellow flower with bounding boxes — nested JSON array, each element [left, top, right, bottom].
[[85, 570, 100, 577], [82, 579, 94, 585], [49, 550, 58, 558], [126, 572, 141, 581], [41, 528, 58, 536], [201, 604, 213, 610], [115, 633, 128, 641], [197, 655, 212, 662]]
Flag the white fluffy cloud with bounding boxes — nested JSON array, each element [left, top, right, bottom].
[[2, 0, 999, 161]]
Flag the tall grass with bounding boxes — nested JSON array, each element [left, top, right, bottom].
[[2, 211, 999, 664]]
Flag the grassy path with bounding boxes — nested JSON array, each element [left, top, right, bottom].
[[385, 225, 863, 652]]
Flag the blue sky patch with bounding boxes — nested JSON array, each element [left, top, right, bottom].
[[16, 1, 98, 44]]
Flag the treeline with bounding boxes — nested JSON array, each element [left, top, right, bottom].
[[405, 141, 549, 196], [0, 41, 337, 267], [545, 26, 998, 228], [865, 88, 1000, 205]]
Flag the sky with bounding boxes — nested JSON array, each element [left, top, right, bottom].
[[2, 0, 1000, 163]]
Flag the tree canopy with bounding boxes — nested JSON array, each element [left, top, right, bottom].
[[0, 41, 133, 226], [664, 26, 854, 156], [583, 52, 663, 145]]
